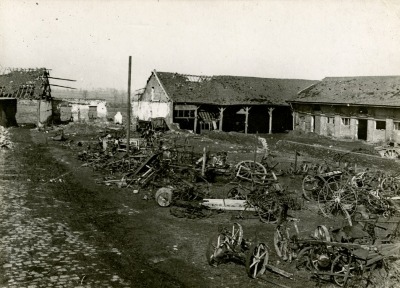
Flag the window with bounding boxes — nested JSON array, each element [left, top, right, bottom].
[[327, 117, 335, 124], [394, 122, 400, 131], [88, 106, 97, 119], [151, 87, 155, 101], [376, 121, 386, 130], [341, 118, 350, 126]]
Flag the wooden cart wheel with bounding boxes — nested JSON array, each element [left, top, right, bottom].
[[235, 160, 267, 184], [206, 232, 229, 267], [155, 187, 173, 207], [246, 242, 269, 278], [302, 175, 319, 201], [383, 148, 400, 159]]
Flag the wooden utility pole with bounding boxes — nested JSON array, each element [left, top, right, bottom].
[[126, 56, 132, 153]]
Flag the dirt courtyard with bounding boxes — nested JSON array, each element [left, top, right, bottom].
[[1, 124, 400, 288]]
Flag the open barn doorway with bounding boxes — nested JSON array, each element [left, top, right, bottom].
[[358, 119, 367, 140]]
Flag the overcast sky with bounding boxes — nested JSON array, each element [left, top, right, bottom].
[[1, 0, 400, 91]]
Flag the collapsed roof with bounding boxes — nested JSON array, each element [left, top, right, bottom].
[[291, 76, 400, 107], [0, 68, 51, 100], [155, 71, 317, 106]]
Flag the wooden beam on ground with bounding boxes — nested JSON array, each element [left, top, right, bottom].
[[202, 199, 257, 211]]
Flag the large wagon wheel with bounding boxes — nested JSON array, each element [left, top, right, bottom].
[[383, 148, 400, 159], [246, 242, 269, 278], [235, 161, 267, 184], [318, 177, 357, 226]]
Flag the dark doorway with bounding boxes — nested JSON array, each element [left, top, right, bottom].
[[358, 119, 367, 140]]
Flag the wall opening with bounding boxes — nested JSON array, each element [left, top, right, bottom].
[[376, 120, 386, 130], [358, 119, 367, 140]]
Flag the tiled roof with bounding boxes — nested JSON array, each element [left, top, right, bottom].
[[291, 76, 400, 107], [155, 71, 317, 106], [0, 68, 49, 99]]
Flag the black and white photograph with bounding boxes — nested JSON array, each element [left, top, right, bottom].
[[1, 0, 400, 287]]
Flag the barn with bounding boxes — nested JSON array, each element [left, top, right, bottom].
[[288, 76, 400, 143], [133, 70, 317, 134], [0, 68, 52, 127]]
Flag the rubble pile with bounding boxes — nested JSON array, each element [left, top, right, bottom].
[[0, 126, 13, 149]]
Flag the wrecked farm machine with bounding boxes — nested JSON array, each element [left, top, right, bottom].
[[74, 127, 400, 287]]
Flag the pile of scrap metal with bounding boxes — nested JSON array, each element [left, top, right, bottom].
[[0, 126, 13, 149], [293, 217, 400, 287], [207, 216, 400, 287], [301, 162, 400, 225], [76, 131, 231, 190], [202, 159, 302, 223]]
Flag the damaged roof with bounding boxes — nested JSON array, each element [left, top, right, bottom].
[[155, 71, 317, 106], [0, 68, 50, 100], [291, 76, 400, 107]]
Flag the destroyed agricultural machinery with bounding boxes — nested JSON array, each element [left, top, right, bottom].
[[206, 223, 293, 280], [207, 215, 400, 287]]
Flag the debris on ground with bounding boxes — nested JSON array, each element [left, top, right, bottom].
[[0, 126, 14, 149]]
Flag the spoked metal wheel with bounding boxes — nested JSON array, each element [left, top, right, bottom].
[[235, 161, 267, 184], [302, 175, 321, 201], [246, 242, 269, 278], [331, 254, 359, 287], [155, 187, 173, 207], [254, 195, 279, 223], [206, 232, 229, 266], [229, 222, 244, 249], [274, 226, 290, 261], [318, 177, 357, 226]]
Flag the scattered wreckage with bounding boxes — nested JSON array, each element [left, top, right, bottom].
[[208, 214, 400, 287], [0, 126, 14, 149]]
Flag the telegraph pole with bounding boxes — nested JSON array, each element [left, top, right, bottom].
[[126, 56, 132, 153]]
